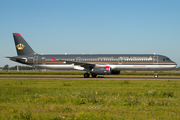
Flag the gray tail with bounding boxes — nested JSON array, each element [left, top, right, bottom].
[[13, 33, 36, 56]]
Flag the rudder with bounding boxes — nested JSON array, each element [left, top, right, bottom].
[[13, 33, 36, 56]]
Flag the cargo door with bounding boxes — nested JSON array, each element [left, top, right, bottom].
[[33, 56, 38, 64], [153, 56, 158, 64]]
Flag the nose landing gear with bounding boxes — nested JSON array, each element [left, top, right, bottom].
[[154, 71, 158, 78]]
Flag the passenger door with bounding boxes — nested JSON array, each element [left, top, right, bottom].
[[76, 57, 81, 62], [118, 57, 123, 64]]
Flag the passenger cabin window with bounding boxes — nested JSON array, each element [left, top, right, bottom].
[[163, 58, 171, 61]]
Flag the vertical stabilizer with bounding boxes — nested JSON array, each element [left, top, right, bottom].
[[13, 33, 36, 56]]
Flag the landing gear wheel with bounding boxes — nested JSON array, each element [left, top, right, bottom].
[[91, 73, 97, 78], [84, 73, 90, 78], [154, 71, 158, 78]]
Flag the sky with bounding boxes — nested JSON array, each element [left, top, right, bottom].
[[0, 0, 180, 67]]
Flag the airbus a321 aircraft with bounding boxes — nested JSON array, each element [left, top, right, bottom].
[[6, 33, 177, 78]]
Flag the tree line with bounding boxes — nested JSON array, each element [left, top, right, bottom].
[[2, 64, 36, 70]]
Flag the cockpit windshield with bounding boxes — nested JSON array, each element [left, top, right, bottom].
[[163, 58, 171, 61]]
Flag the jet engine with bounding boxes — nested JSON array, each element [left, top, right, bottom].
[[91, 66, 111, 75]]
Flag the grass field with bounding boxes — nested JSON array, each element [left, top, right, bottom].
[[0, 79, 180, 119]]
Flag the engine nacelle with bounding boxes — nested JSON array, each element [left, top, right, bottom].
[[111, 70, 121, 75], [91, 66, 111, 75]]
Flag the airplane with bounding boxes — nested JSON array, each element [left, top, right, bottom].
[[6, 33, 177, 78]]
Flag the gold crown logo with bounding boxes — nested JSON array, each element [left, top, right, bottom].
[[16, 43, 25, 50]]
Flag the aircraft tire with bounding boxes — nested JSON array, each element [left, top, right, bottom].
[[91, 73, 97, 78], [84, 73, 90, 78]]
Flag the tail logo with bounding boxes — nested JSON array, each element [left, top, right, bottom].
[[16, 43, 25, 50]]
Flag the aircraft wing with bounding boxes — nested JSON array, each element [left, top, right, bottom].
[[57, 59, 95, 69]]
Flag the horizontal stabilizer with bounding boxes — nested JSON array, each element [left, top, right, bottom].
[[5, 56, 27, 60]]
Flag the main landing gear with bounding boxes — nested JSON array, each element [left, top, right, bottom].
[[84, 73, 90, 78], [91, 73, 97, 78], [83, 73, 97, 78], [154, 71, 158, 78]]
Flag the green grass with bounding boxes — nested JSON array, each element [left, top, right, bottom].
[[1, 71, 180, 76], [0, 79, 180, 119]]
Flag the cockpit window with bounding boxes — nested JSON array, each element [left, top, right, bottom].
[[163, 58, 171, 61]]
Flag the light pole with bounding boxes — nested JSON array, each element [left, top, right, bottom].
[[17, 64, 19, 72]]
